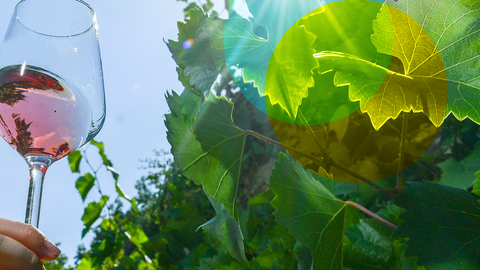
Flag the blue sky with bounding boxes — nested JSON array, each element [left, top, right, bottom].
[[0, 0, 226, 265]]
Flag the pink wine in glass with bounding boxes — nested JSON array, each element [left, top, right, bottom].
[[0, 65, 91, 161]]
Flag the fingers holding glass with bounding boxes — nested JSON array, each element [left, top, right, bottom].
[[0, 218, 60, 270]]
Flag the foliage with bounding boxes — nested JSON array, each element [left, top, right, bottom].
[[162, 0, 480, 269], [44, 252, 73, 270], [57, 147, 301, 269]]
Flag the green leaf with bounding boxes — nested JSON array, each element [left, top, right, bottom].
[[438, 142, 480, 189], [195, 254, 244, 270], [270, 153, 356, 270], [125, 223, 150, 255], [183, 2, 199, 18], [199, 204, 248, 266], [393, 182, 480, 268], [90, 140, 110, 165], [223, 0, 321, 113], [114, 180, 138, 213], [343, 219, 394, 270], [391, 240, 425, 270], [130, 198, 139, 214], [473, 171, 480, 197], [166, 91, 247, 220], [76, 173, 96, 202], [115, 181, 132, 201], [107, 166, 120, 181], [100, 218, 117, 231], [377, 0, 480, 125], [166, 8, 225, 94], [203, 0, 213, 12], [68, 150, 82, 173], [77, 256, 93, 270], [81, 195, 109, 238], [264, 21, 317, 119], [294, 242, 313, 270]]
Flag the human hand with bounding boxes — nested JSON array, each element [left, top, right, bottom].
[[0, 218, 60, 270]]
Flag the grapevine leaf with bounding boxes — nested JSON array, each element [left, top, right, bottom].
[[90, 140, 110, 166], [165, 90, 247, 220], [81, 195, 109, 238], [165, 90, 204, 184], [315, 51, 421, 131], [294, 242, 313, 270], [203, 0, 213, 13], [265, 23, 318, 118], [125, 223, 150, 254], [68, 150, 82, 173], [100, 218, 117, 231], [191, 93, 247, 220], [106, 166, 120, 181], [390, 240, 425, 270], [393, 182, 480, 268], [370, 4, 448, 129], [75, 173, 95, 202], [183, 2, 199, 18], [382, 0, 480, 125], [473, 171, 480, 197], [438, 141, 480, 189], [199, 198, 248, 266], [115, 180, 138, 213], [77, 256, 93, 270], [223, 0, 321, 116], [166, 8, 225, 94], [343, 219, 394, 270], [270, 153, 357, 270], [279, 0, 389, 127], [114, 181, 128, 200], [317, 4, 449, 130]]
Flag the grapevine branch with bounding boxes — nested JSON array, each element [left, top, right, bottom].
[[82, 148, 104, 198], [345, 201, 398, 230]]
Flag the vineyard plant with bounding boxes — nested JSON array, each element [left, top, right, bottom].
[[46, 0, 480, 269]]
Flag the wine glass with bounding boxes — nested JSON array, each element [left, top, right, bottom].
[[0, 0, 105, 228]]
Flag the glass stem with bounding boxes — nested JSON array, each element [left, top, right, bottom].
[[24, 155, 53, 228]]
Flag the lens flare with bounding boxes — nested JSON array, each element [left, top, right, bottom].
[[182, 38, 194, 50]]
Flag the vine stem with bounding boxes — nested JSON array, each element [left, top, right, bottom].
[[396, 112, 408, 195], [345, 201, 398, 230], [82, 148, 104, 198], [243, 129, 396, 197]]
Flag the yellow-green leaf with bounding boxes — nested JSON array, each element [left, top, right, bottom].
[[382, 0, 480, 126], [368, 5, 448, 129]]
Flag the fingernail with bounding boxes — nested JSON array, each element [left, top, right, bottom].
[[44, 238, 61, 257]]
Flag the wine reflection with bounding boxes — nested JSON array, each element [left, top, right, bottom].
[[0, 65, 79, 160]]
